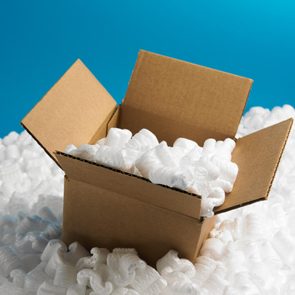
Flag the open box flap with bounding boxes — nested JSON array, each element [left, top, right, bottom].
[[21, 59, 117, 165], [121, 50, 253, 144], [214, 118, 293, 214], [55, 152, 203, 220]]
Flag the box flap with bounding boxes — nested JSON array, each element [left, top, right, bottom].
[[121, 50, 253, 144], [55, 152, 203, 220], [214, 118, 293, 214], [21, 59, 117, 165]]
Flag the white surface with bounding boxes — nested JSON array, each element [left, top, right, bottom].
[[67, 128, 238, 217], [0, 104, 294, 294]]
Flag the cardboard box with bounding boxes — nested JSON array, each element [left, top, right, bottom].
[[21, 50, 293, 265]]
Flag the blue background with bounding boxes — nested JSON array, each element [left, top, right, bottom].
[[0, 0, 294, 137]]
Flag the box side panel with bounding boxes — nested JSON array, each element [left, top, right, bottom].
[[57, 152, 202, 219], [215, 118, 293, 214], [119, 105, 228, 146], [62, 178, 204, 265], [122, 50, 253, 143], [22, 59, 117, 163]]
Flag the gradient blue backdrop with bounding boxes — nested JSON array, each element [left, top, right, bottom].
[[0, 0, 294, 137]]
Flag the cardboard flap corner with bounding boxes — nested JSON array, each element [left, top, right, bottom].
[[21, 59, 117, 164], [121, 50, 253, 143], [215, 118, 293, 214]]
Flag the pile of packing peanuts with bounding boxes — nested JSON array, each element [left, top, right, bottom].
[[0, 104, 294, 294]]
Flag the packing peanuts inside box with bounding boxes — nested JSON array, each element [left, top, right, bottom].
[[21, 50, 293, 265]]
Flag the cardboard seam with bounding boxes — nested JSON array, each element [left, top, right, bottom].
[[192, 216, 217, 260], [89, 105, 118, 144], [106, 105, 120, 132]]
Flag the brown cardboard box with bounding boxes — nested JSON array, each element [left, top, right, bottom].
[[21, 50, 293, 265]]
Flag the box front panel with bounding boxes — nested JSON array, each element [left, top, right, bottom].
[[57, 152, 202, 219], [62, 177, 211, 265]]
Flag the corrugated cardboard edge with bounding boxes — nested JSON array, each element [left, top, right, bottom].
[[21, 122, 62, 168], [56, 152, 200, 199]]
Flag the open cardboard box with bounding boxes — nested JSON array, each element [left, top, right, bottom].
[[21, 50, 293, 265]]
